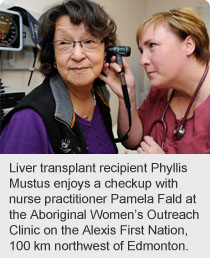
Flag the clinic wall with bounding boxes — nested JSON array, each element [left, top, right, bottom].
[[0, 0, 64, 95], [0, 0, 209, 125], [146, 0, 203, 15], [0, 0, 145, 125], [142, 0, 209, 95]]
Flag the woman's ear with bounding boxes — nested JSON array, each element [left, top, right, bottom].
[[184, 35, 196, 56]]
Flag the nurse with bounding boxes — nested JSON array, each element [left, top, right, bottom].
[[102, 8, 210, 154]]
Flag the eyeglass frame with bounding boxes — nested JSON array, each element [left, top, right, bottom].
[[53, 38, 104, 53]]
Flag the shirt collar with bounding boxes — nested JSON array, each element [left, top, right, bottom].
[[49, 74, 74, 127]]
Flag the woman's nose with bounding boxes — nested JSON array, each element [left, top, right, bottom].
[[71, 44, 86, 61], [140, 52, 150, 67]]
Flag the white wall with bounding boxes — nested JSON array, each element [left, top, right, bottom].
[[0, 0, 63, 16], [142, 0, 209, 96], [0, 0, 209, 123], [0, 0, 64, 94], [147, 0, 203, 15], [0, 0, 145, 122]]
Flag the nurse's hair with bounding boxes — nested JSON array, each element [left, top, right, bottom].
[[136, 8, 210, 64]]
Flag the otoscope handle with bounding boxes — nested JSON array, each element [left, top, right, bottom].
[[113, 53, 132, 142], [122, 84, 131, 110], [116, 54, 123, 67], [114, 76, 132, 143], [119, 72, 131, 129]]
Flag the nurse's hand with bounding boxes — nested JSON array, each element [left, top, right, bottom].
[[99, 57, 135, 100], [137, 136, 165, 154]]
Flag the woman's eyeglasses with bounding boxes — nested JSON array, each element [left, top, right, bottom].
[[53, 38, 104, 53]]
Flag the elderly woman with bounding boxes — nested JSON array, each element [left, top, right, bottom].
[[0, 0, 118, 154], [102, 8, 210, 154]]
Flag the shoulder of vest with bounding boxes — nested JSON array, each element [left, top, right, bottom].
[[2, 77, 54, 124]]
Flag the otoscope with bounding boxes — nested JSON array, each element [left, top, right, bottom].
[[106, 46, 131, 142]]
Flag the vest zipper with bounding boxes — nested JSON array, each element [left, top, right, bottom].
[[55, 116, 77, 136]]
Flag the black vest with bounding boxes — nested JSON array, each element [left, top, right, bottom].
[[1, 77, 118, 154]]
